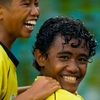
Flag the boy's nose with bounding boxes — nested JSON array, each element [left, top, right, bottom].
[[66, 60, 79, 73], [30, 6, 40, 17]]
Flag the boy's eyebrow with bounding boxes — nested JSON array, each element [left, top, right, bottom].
[[79, 53, 89, 59], [57, 51, 72, 55], [20, 0, 31, 2], [21, 0, 27, 2], [57, 51, 89, 58]]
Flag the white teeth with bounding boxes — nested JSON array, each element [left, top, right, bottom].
[[63, 76, 76, 82], [26, 20, 36, 25], [25, 25, 34, 30], [25, 20, 36, 30]]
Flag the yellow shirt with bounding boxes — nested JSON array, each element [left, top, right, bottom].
[[0, 42, 19, 100], [46, 89, 84, 100], [35, 76, 84, 100]]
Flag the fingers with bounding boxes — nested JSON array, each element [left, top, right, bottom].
[[32, 76, 61, 90], [30, 76, 61, 100], [44, 76, 61, 90], [37, 76, 61, 89]]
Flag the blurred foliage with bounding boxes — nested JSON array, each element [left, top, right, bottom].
[[11, 0, 100, 100]]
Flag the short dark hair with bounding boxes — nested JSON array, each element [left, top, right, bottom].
[[33, 16, 97, 71]]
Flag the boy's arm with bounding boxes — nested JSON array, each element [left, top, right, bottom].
[[14, 76, 61, 100], [18, 86, 31, 95]]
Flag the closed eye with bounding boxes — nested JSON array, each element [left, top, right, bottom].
[[34, 2, 39, 7], [24, 3, 30, 6], [22, 1, 30, 7], [34, 0, 39, 7]]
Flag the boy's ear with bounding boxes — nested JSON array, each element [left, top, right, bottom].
[[34, 49, 46, 67], [0, 5, 3, 20]]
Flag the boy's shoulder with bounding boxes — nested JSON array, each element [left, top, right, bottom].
[[46, 89, 84, 100], [0, 41, 19, 67]]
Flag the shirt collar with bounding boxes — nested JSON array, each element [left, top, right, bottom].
[[0, 42, 19, 67]]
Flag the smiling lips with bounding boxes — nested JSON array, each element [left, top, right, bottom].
[[25, 20, 36, 31], [62, 76, 77, 83]]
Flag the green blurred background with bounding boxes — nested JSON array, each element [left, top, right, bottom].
[[11, 0, 100, 100]]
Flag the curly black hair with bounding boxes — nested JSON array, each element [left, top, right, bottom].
[[33, 16, 97, 71]]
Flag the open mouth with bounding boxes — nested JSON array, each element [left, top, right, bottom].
[[24, 20, 36, 31]]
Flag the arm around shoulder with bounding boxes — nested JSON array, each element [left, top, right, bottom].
[[14, 76, 61, 100]]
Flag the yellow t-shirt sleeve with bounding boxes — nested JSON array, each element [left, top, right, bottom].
[[46, 89, 84, 100]]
